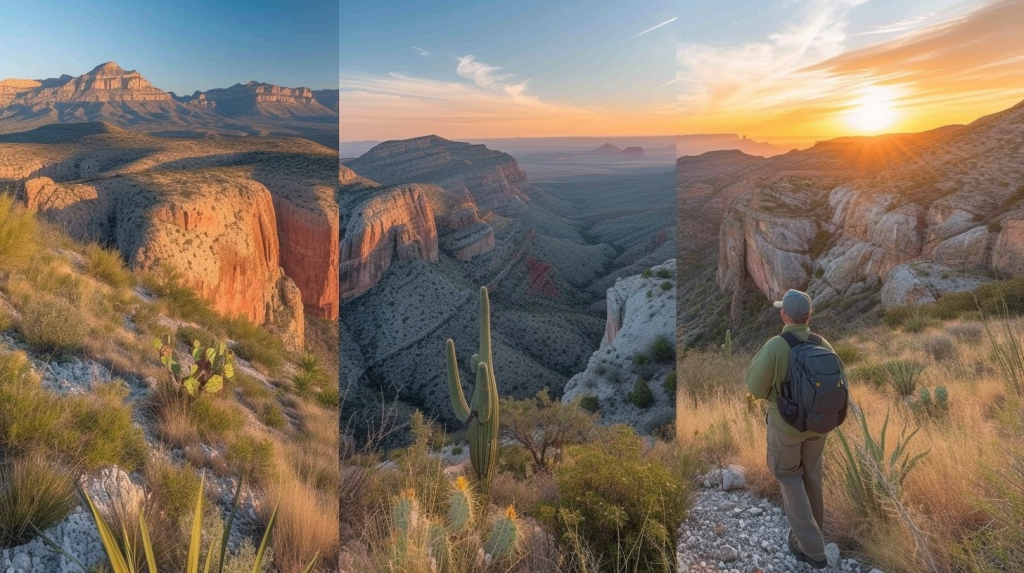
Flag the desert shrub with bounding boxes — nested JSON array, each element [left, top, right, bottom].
[[260, 401, 287, 430], [833, 343, 864, 365], [191, 397, 246, 442], [641, 269, 651, 278], [316, 386, 340, 409], [649, 335, 675, 364], [226, 436, 275, 484], [982, 316, 1024, 398], [0, 455, 76, 548], [176, 324, 218, 348], [663, 370, 677, 393], [947, 322, 984, 340], [141, 264, 219, 326], [542, 425, 691, 573], [885, 360, 924, 397], [82, 242, 134, 290], [849, 362, 889, 390], [19, 294, 88, 353], [698, 420, 739, 469], [884, 305, 936, 333], [145, 457, 203, 525], [67, 381, 149, 471], [497, 444, 533, 480], [0, 306, 12, 332], [501, 390, 598, 473], [579, 395, 600, 413], [655, 268, 673, 279], [660, 281, 672, 291], [0, 194, 37, 269], [933, 277, 1024, 319], [227, 317, 286, 373], [922, 334, 957, 362], [629, 377, 655, 408]]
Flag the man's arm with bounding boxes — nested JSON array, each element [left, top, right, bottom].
[[745, 338, 778, 399]]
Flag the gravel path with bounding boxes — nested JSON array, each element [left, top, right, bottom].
[[676, 469, 884, 573]]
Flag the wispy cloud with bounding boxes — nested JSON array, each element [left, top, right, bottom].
[[456, 55, 513, 91], [853, 12, 936, 35], [410, 45, 430, 56], [629, 17, 677, 40], [677, 0, 1023, 137]]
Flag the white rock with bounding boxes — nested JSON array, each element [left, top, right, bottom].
[[825, 543, 841, 568], [721, 465, 747, 491]]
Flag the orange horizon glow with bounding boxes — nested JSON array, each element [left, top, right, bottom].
[[676, 0, 1024, 147]]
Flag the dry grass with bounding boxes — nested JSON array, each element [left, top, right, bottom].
[[678, 318, 1024, 573]]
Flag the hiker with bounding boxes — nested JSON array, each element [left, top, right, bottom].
[[744, 289, 849, 570]]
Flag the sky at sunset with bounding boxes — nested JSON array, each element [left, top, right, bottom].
[[677, 0, 1024, 146], [339, 0, 676, 141], [0, 0, 338, 94]]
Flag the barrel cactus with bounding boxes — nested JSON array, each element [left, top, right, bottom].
[[445, 287, 500, 491]]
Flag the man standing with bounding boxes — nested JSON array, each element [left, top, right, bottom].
[[744, 289, 848, 570]]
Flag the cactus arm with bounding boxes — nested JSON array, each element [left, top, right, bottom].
[[471, 354, 479, 373], [479, 287, 493, 368], [446, 340, 471, 423], [475, 362, 493, 424]]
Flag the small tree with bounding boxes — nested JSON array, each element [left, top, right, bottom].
[[500, 390, 598, 474], [629, 378, 655, 408]]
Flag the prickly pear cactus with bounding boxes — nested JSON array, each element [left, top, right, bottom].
[[153, 334, 235, 397], [445, 287, 500, 491], [449, 476, 474, 532]]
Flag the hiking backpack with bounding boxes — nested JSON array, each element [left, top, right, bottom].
[[778, 332, 849, 433]]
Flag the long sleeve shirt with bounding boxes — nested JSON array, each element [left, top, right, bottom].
[[745, 323, 832, 440]]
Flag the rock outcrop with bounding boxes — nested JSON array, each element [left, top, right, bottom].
[[704, 97, 1024, 312], [346, 136, 531, 215], [563, 260, 676, 432], [340, 184, 439, 300]]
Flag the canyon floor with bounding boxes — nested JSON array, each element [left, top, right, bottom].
[[341, 144, 676, 442]]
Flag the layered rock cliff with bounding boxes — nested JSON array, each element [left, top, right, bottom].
[[339, 184, 439, 300], [346, 135, 531, 215], [697, 98, 1024, 325]]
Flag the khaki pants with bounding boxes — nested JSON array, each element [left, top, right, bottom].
[[766, 414, 827, 561]]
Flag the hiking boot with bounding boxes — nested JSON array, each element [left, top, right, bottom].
[[788, 529, 827, 570]]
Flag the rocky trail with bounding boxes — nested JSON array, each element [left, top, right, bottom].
[[677, 467, 884, 573]]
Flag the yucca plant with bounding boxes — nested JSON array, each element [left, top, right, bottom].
[[884, 359, 923, 397], [37, 474, 318, 573], [835, 406, 930, 520], [982, 311, 1024, 399]]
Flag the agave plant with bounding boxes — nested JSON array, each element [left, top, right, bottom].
[[37, 474, 317, 573]]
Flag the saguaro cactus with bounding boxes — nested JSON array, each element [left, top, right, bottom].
[[446, 286, 500, 491]]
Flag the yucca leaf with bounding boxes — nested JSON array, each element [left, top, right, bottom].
[[83, 490, 131, 573], [188, 477, 206, 573], [216, 475, 244, 573], [299, 554, 320, 573], [252, 505, 278, 573], [140, 512, 158, 573]]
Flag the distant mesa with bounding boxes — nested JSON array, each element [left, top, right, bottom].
[[676, 133, 788, 158], [592, 143, 623, 155], [0, 62, 339, 148], [621, 146, 644, 158], [587, 143, 647, 158]]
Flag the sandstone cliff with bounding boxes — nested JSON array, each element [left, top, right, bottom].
[[346, 135, 531, 215], [339, 184, 439, 300], [684, 98, 1024, 342]]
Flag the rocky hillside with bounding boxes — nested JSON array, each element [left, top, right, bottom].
[[0, 122, 339, 346], [562, 259, 676, 433], [0, 62, 338, 148], [341, 140, 676, 442], [679, 98, 1024, 348]]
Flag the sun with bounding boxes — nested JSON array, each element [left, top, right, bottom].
[[844, 89, 899, 134]]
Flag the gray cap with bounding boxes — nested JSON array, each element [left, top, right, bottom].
[[773, 289, 812, 321]]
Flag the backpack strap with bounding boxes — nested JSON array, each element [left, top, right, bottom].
[[780, 332, 802, 348], [808, 332, 823, 345]]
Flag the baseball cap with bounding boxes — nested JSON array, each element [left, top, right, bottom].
[[773, 289, 812, 322]]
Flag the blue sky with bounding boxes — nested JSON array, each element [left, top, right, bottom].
[[0, 0, 338, 94], [340, 0, 676, 140], [676, 0, 1023, 141]]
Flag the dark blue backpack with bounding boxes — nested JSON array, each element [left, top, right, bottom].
[[778, 332, 849, 433]]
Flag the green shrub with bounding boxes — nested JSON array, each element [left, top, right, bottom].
[[834, 343, 864, 365], [0, 194, 37, 270], [884, 305, 937, 333], [579, 395, 600, 413], [932, 278, 1024, 320], [226, 436, 275, 484], [146, 459, 203, 524], [68, 381, 149, 471], [141, 264, 219, 326], [497, 444, 533, 480], [628, 377, 655, 408], [641, 269, 651, 278], [500, 390, 597, 473], [542, 425, 691, 573], [260, 402, 287, 430], [660, 281, 672, 291], [451, 446, 463, 456], [19, 295, 88, 353], [850, 362, 889, 390], [176, 324, 218, 349], [663, 371, 677, 393], [699, 420, 739, 469], [922, 335, 957, 362], [83, 243, 135, 290], [316, 386, 340, 409], [0, 456, 76, 548], [649, 335, 675, 364], [982, 314, 1024, 399], [885, 360, 924, 397], [655, 269, 672, 279], [191, 398, 246, 443], [227, 317, 286, 373]]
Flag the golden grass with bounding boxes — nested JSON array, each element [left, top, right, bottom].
[[677, 318, 1024, 573]]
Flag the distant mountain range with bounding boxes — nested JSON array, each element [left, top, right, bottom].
[[676, 134, 790, 158], [0, 62, 338, 148]]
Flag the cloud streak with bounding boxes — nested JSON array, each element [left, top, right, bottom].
[[410, 45, 430, 56], [629, 17, 677, 40], [677, 0, 1024, 138]]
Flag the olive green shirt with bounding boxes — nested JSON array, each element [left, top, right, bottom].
[[745, 324, 832, 440]]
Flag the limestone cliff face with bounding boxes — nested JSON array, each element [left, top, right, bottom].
[[709, 98, 1024, 311], [11, 62, 172, 104], [563, 260, 676, 432], [273, 195, 340, 320], [340, 184, 439, 300], [346, 136, 531, 215]]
